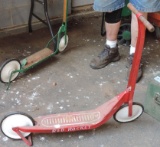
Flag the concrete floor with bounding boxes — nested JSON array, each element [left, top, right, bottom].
[[0, 12, 160, 147]]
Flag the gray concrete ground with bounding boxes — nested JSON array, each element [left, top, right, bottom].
[[0, 12, 160, 147]]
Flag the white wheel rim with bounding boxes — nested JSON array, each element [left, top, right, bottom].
[[1, 114, 34, 139], [115, 104, 143, 122], [1, 60, 20, 83], [59, 35, 68, 52]]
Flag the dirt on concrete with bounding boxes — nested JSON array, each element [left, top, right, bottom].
[[0, 12, 160, 147]]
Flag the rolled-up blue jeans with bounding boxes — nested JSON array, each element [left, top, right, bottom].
[[93, 0, 160, 12]]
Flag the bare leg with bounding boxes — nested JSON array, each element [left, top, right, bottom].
[[127, 12, 148, 83], [90, 21, 121, 69], [131, 12, 148, 47], [105, 21, 121, 41]]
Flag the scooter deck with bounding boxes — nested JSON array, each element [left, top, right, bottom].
[[24, 48, 53, 68], [14, 90, 127, 134]]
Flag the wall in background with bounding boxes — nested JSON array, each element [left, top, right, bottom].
[[72, 0, 93, 7], [0, 0, 71, 31]]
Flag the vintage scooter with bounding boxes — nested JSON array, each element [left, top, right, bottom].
[[0, 3, 155, 146], [0, 0, 69, 90]]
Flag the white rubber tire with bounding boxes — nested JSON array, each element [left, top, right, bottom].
[[114, 102, 144, 123], [0, 59, 21, 83], [1, 113, 34, 139], [59, 35, 69, 52]]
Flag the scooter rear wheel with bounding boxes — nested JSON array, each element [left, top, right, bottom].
[[1, 112, 34, 139], [113, 102, 144, 123], [59, 35, 69, 52], [0, 58, 21, 83]]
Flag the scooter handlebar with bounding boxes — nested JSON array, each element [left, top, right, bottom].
[[127, 3, 155, 32]]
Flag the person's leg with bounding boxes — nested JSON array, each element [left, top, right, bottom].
[[128, 0, 160, 82], [126, 12, 148, 82], [90, 0, 125, 69], [105, 20, 121, 47], [131, 12, 147, 51], [90, 8, 123, 69]]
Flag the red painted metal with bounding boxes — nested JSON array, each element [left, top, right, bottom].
[[11, 4, 151, 147], [12, 89, 129, 146], [13, 89, 129, 133], [127, 13, 146, 116], [12, 128, 33, 146]]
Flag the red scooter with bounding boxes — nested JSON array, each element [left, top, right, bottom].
[[0, 3, 154, 146]]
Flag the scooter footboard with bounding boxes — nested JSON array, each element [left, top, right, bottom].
[[16, 90, 128, 134], [24, 48, 53, 68]]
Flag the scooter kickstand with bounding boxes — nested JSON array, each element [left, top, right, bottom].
[[13, 127, 33, 146]]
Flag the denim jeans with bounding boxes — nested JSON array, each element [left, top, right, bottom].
[[93, 0, 160, 12]]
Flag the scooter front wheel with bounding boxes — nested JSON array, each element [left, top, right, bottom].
[[1, 112, 35, 139], [0, 58, 21, 83], [58, 35, 69, 52], [113, 102, 144, 123]]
